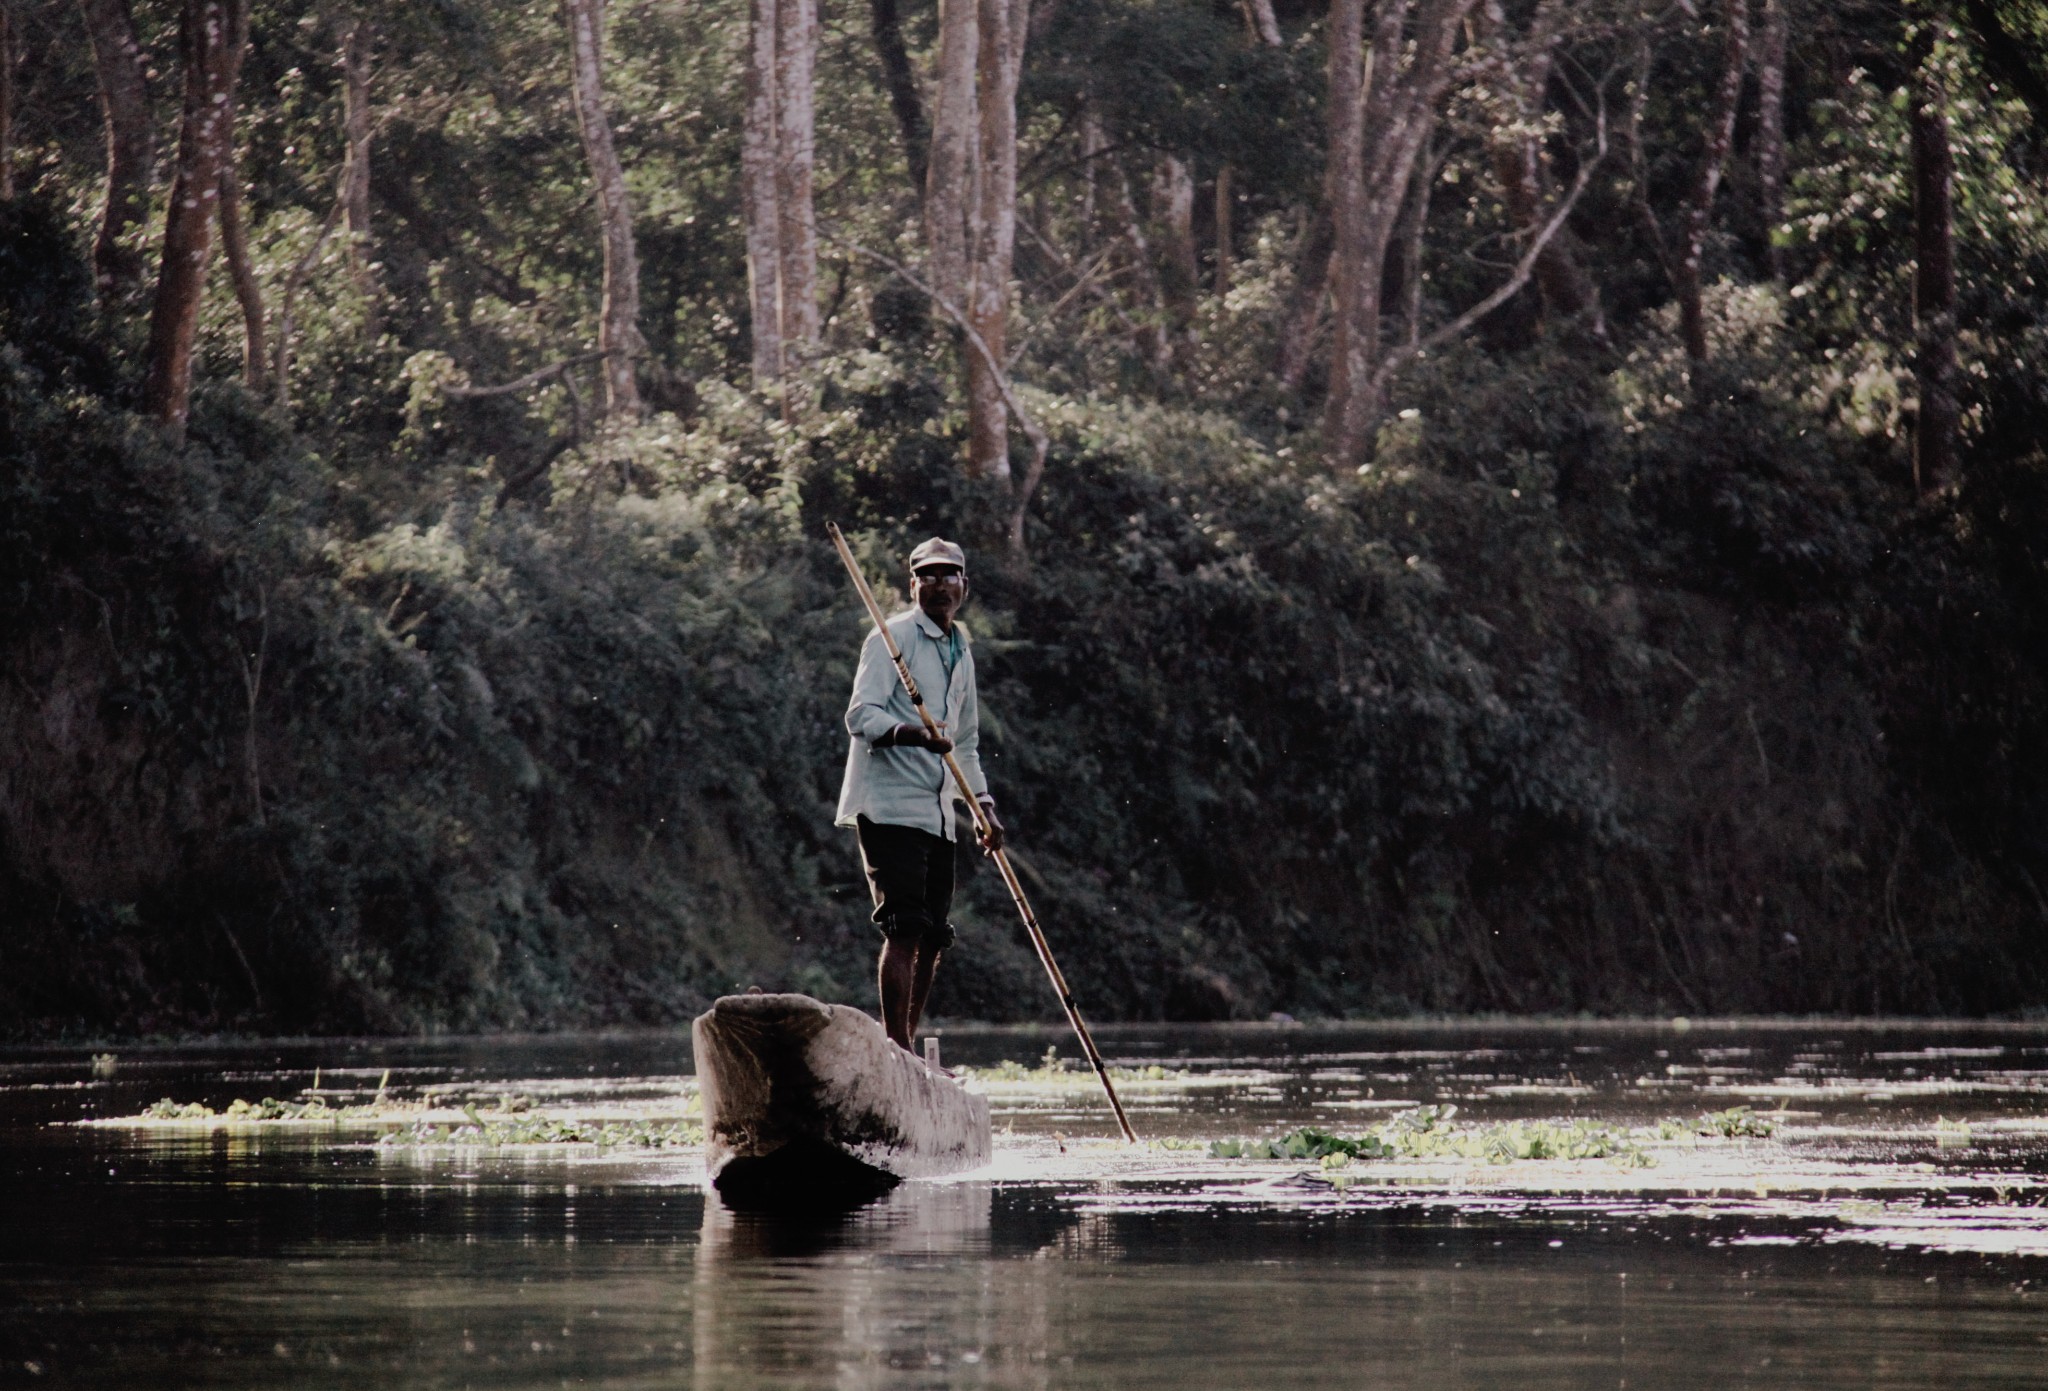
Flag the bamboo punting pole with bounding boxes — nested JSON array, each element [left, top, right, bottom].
[[827, 523, 1138, 1144]]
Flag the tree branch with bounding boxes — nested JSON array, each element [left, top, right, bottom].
[[444, 351, 607, 399], [1367, 75, 1611, 405], [1008, 249, 1122, 367], [819, 228, 1052, 558], [1019, 216, 1149, 341], [1623, 31, 1671, 280], [272, 170, 348, 410]]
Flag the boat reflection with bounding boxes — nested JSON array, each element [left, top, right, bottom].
[[694, 1180, 1051, 1388], [698, 1175, 993, 1258]]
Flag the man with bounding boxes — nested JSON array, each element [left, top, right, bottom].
[[835, 537, 1005, 1053]]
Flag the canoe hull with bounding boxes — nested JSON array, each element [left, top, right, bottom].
[[692, 993, 991, 1204]]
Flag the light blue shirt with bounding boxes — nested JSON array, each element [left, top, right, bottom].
[[835, 607, 990, 842]]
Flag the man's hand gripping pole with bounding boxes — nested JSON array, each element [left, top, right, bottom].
[[827, 523, 1138, 1144]]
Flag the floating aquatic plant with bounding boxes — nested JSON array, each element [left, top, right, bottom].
[[140, 1096, 381, 1123], [377, 1113, 703, 1149], [1645, 1106, 1778, 1140], [118, 1090, 700, 1146], [961, 1047, 1188, 1086], [1209, 1104, 1782, 1169], [1209, 1114, 1651, 1167]]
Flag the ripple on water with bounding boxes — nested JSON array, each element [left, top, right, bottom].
[[4, 1020, 2047, 1389]]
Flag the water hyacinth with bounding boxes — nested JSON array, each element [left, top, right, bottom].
[[140, 1095, 382, 1123], [378, 1113, 704, 1149], [125, 1090, 704, 1148], [1210, 1105, 1779, 1168], [962, 1047, 1187, 1087]]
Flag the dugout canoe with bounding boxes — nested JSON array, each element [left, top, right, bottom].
[[692, 992, 992, 1206]]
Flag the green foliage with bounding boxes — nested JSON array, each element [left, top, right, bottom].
[[1032, 0, 1318, 195], [130, 1091, 704, 1146], [966, 1045, 1076, 1083], [1209, 1109, 1652, 1166], [4, 0, 2048, 1036], [1685, 1106, 1777, 1140], [1212, 1105, 1776, 1167], [7, 272, 2048, 1028], [961, 1045, 1183, 1085], [378, 1115, 703, 1148], [141, 1095, 363, 1121], [1786, 34, 2048, 364]]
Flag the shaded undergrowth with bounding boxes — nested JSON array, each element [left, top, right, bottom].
[[3, 206, 2047, 1036]]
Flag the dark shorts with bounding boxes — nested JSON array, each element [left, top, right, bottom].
[[856, 815, 957, 951]]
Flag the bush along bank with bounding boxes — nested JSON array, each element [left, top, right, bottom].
[[3, 242, 2047, 1037]]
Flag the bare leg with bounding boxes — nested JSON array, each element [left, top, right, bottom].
[[878, 936, 919, 1049], [905, 946, 943, 1043]]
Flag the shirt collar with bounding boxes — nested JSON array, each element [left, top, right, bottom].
[[911, 607, 951, 642]]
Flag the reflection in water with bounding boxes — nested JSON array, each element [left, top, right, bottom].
[[1, 1022, 2044, 1388], [693, 1183, 1029, 1389], [686, 1190, 2048, 1391], [678, 1186, 2048, 1391]]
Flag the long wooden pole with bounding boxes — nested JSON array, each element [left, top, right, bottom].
[[828, 523, 1138, 1143]]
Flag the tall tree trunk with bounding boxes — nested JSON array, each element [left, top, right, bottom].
[[1481, 0, 1604, 339], [1213, 165, 1233, 297], [1391, 137, 1435, 346], [1242, 0, 1282, 47], [563, 0, 644, 416], [79, 0, 154, 295], [1276, 208, 1331, 392], [919, 0, 1028, 474], [1078, 105, 1104, 240], [0, 0, 15, 200], [739, 0, 820, 388], [1321, 0, 1374, 454], [1671, 0, 1750, 360], [338, 15, 378, 303], [741, 0, 784, 383], [218, 149, 266, 396], [1153, 153, 1198, 329], [870, 0, 929, 193], [1243, 0, 1333, 396], [925, 0, 979, 309], [774, 0, 819, 357], [1325, 0, 1474, 464], [1910, 25, 1956, 493], [142, 0, 249, 442], [964, 0, 1028, 479], [1113, 157, 1172, 370], [1754, 0, 1788, 280], [1318, 0, 1384, 462]]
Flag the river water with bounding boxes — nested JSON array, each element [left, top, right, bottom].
[[3, 1020, 2045, 1388]]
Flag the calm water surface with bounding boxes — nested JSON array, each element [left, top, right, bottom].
[[3, 1020, 2046, 1388]]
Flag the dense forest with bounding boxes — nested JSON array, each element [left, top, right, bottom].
[[1, 0, 2045, 1037]]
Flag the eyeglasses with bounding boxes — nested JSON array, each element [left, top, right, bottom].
[[913, 569, 966, 585]]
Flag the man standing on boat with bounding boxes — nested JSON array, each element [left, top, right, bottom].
[[836, 537, 1004, 1053]]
